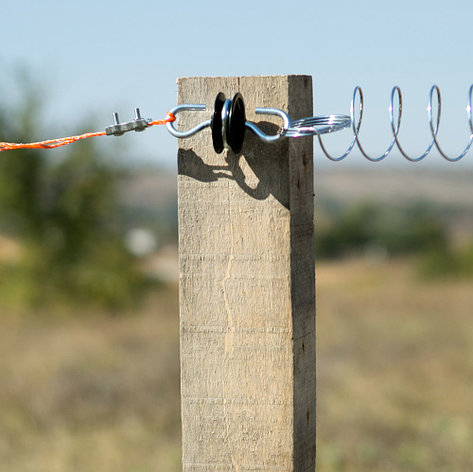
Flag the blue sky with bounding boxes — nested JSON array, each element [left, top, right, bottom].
[[1, 0, 473, 168]]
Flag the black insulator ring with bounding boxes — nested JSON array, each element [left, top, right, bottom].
[[211, 92, 226, 154], [227, 93, 246, 154]]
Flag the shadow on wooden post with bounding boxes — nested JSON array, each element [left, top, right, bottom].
[[177, 75, 315, 471]]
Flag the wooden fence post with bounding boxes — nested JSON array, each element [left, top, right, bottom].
[[177, 75, 315, 471]]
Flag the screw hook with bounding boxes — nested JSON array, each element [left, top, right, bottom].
[[165, 104, 210, 138], [245, 108, 291, 143]]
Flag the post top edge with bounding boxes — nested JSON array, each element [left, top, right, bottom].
[[177, 74, 312, 82]]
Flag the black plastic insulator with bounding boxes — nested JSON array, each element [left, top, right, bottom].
[[227, 93, 246, 154], [211, 92, 226, 154]]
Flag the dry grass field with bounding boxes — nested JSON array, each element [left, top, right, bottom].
[[317, 257, 473, 471], [1, 254, 473, 471], [0, 287, 181, 472]]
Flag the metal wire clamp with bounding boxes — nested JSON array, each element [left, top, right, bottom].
[[165, 92, 351, 154], [105, 108, 152, 136]]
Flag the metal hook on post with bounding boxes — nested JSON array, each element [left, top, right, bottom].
[[246, 108, 291, 143], [165, 104, 211, 138], [164, 92, 351, 154]]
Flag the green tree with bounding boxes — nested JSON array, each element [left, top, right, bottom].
[[0, 74, 147, 311]]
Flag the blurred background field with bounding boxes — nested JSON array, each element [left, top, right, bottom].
[[1, 162, 473, 471], [2, 78, 473, 471]]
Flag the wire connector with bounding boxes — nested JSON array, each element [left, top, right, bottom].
[[105, 108, 152, 136]]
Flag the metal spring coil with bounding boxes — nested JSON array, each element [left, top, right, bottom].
[[315, 85, 473, 162]]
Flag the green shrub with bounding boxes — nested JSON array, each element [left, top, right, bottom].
[[418, 242, 473, 279], [315, 202, 448, 259]]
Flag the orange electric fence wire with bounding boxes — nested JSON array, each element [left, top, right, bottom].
[[0, 112, 176, 152], [147, 112, 176, 127]]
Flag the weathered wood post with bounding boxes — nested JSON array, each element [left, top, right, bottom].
[[177, 75, 315, 471]]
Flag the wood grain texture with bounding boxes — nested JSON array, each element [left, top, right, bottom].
[[177, 76, 315, 472]]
